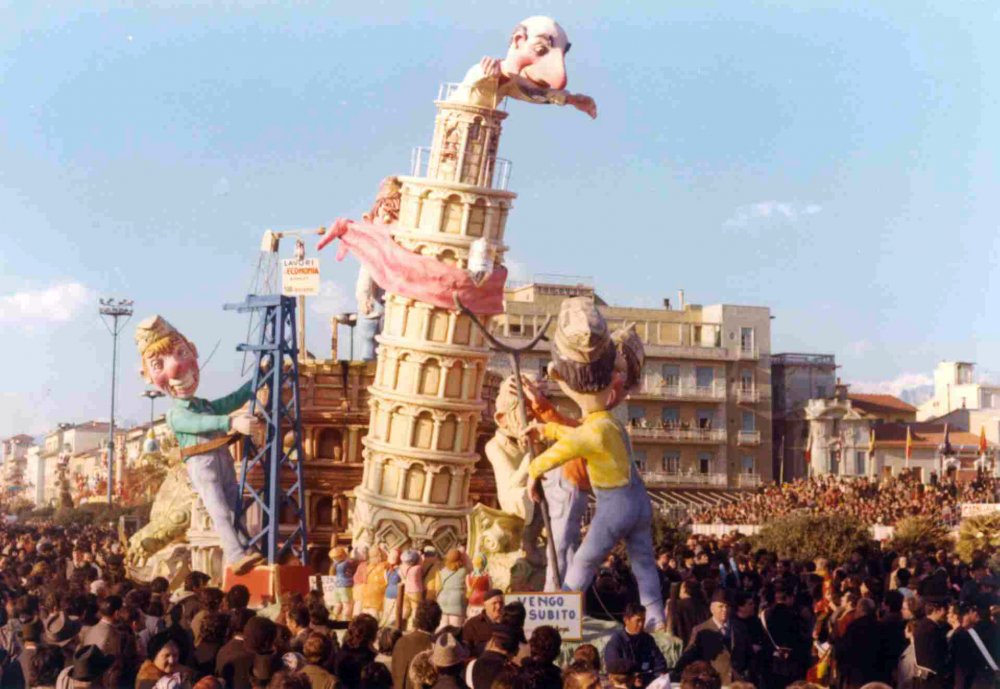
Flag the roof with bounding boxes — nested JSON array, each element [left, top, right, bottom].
[[873, 423, 982, 451], [3, 434, 34, 444], [848, 394, 917, 415]]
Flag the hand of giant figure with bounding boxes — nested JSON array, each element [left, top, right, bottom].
[[525, 299, 665, 629], [135, 316, 266, 575], [450, 16, 597, 118]]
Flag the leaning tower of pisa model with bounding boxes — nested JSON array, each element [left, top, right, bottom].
[[351, 90, 516, 553]]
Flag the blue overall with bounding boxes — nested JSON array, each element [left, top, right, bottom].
[[543, 468, 589, 592], [561, 426, 665, 628]]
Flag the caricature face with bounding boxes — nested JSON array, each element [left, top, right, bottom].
[[510, 17, 570, 91], [144, 339, 200, 399]]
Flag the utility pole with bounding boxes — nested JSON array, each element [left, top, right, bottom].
[[99, 298, 133, 505]]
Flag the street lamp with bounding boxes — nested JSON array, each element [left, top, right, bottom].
[[99, 297, 133, 505], [140, 389, 165, 454]]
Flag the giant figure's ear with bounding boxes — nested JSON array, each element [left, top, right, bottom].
[[509, 23, 528, 49], [188, 340, 200, 361]]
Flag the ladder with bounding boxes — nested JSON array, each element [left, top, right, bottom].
[[224, 294, 308, 565]]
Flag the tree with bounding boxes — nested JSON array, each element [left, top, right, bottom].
[[752, 512, 874, 564], [652, 510, 684, 554], [956, 513, 1000, 564], [890, 515, 954, 557]]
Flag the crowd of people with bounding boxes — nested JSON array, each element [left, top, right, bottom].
[[689, 475, 1000, 526], [0, 513, 997, 689]]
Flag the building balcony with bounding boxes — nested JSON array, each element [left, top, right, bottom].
[[735, 387, 763, 404], [640, 471, 729, 487], [628, 426, 727, 443], [736, 473, 762, 488], [636, 380, 726, 402], [737, 430, 762, 446], [736, 346, 759, 361]]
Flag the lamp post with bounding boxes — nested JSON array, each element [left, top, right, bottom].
[[141, 389, 165, 454], [99, 298, 133, 505]]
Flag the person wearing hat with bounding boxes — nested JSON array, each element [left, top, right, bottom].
[[429, 633, 470, 689], [675, 590, 739, 685], [134, 315, 265, 575], [3, 617, 43, 688], [912, 598, 952, 689], [54, 645, 115, 689], [524, 297, 665, 629], [460, 589, 504, 657]]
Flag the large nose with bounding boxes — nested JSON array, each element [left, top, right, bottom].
[[526, 48, 567, 90], [164, 356, 182, 379]]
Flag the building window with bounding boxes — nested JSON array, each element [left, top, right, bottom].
[[661, 407, 680, 427], [628, 406, 646, 423], [742, 411, 755, 432], [741, 456, 755, 474], [664, 451, 680, 474], [314, 496, 334, 526], [740, 327, 754, 353], [816, 385, 827, 399], [829, 450, 839, 475], [696, 409, 715, 429], [698, 453, 713, 474], [740, 370, 753, 390], [854, 451, 866, 476], [317, 429, 342, 461], [695, 366, 714, 389], [634, 449, 647, 471], [662, 364, 680, 387]]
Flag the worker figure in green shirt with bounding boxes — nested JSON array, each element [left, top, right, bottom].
[[135, 315, 265, 574]]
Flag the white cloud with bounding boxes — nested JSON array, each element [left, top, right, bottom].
[[724, 201, 824, 229], [849, 372, 933, 397], [0, 282, 94, 325], [308, 280, 354, 317]]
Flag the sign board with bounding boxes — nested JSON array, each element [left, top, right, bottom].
[[281, 258, 321, 296], [312, 575, 338, 608], [961, 503, 1000, 518], [507, 592, 583, 641]]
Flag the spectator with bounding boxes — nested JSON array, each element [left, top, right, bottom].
[[136, 632, 193, 689], [430, 633, 469, 689], [468, 626, 519, 689], [462, 590, 504, 657], [604, 604, 667, 687], [335, 614, 379, 689], [678, 661, 722, 689], [301, 633, 338, 689], [394, 601, 443, 689], [676, 590, 735, 684]]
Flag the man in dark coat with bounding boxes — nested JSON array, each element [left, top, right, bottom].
[[877, 590, 908, 684], [603, 604, 667, 688], [469, 626, 518, 689], [675, 590, 737, 685], [730, 591, 765, 685], [835, 598, 882, 689], [392, 601, 441, 689], [759, 583, 810, 689], [949, 600, 998, 689], [215, 609, 259, 689], [912, 599, 952, 689], [460, 590, 503, 658]]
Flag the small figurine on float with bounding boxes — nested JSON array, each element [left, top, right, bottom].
[[361, 546, 388, 618], [401, 549, 424, 628], [525, 297, 664, 629], [134, 315, 265, 575], [449, 16, 597, 119], [434, 548, 468, 629], [466, 553, 491, 616], [329, 546, 356, 621], [350, 545, 368, 620], [382, 548, 402, 624]]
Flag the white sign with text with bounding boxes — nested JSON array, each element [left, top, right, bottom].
[[281, 258, 321, 296], [507, 592, 584, 641], [961, 503, 1000, 518]]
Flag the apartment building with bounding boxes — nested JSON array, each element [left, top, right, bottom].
[[491, 281, 773, 497]]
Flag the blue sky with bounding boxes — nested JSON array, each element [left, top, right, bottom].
[[1, 1, 998, 437]]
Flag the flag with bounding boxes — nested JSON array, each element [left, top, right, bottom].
[[905, 426, 913, 466], [979, 426, 988, 456], [942, 423, 953, 456], [804, 433, 812, 465], [868, 427, 876, 458]]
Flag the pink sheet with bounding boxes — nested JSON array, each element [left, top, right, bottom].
[[318, 217, 507, 315]]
